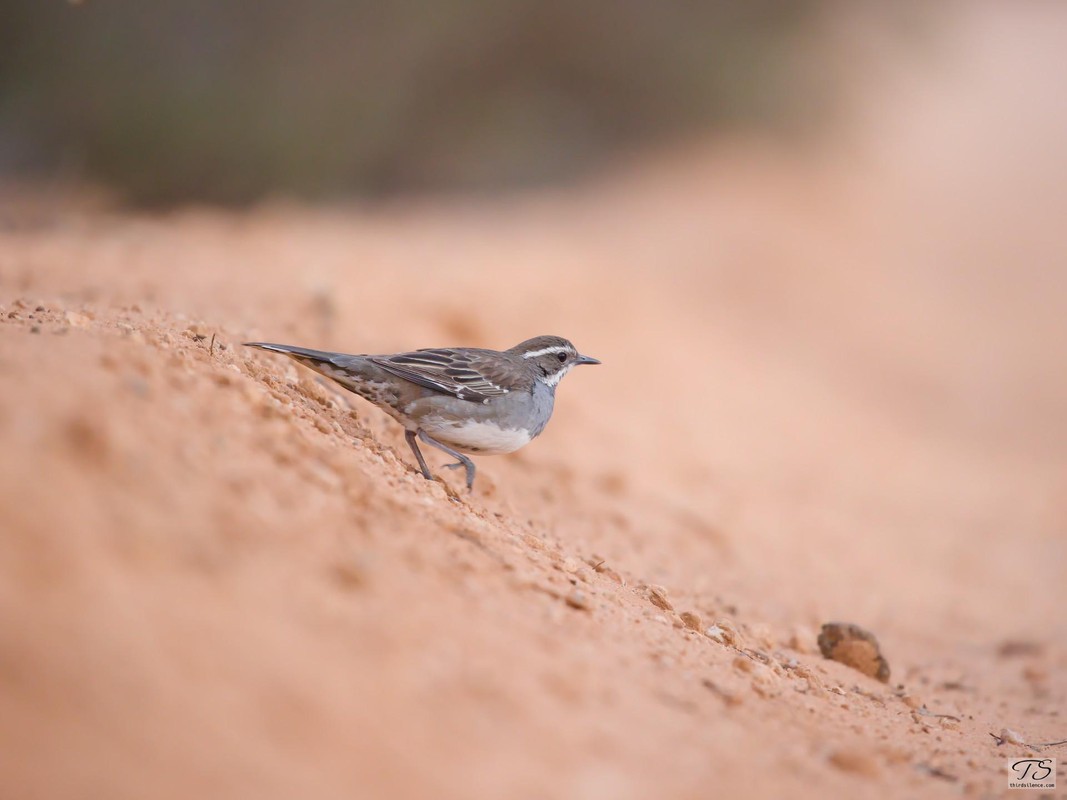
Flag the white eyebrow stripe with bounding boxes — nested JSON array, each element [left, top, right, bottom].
[[521, 346, 570, 359]]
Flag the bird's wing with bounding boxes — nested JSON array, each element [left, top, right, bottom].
[[370, 348, 522, 403]]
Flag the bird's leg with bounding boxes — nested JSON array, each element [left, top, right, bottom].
[[404, 430, 434, 482], [417, 430, 476, 491]]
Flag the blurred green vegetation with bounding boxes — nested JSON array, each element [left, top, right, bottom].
[[0, 0, 822, 205]]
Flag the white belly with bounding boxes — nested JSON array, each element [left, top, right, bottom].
[[422, 417, 532, 455]]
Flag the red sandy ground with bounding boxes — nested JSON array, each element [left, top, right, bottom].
[[1, 9, 1066, 798]]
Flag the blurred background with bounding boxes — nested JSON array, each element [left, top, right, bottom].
[[0, 0, 926, 205]]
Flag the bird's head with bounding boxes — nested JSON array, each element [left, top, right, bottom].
[[509, 335, 601, 388]]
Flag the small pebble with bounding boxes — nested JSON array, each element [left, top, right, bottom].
[[828, 748, 881, 778], [560, 557, 581, 574], [565, 590, 590, 611], [679, 611, 702, 632], [998, 728, 1026, 746], [997, 640, 1044, 658], [65, 311, 91, 328], [732, 655, 756, 674], [331, 561, 366, 591], [643, 584, 673, 611], [573, 567, 593, 584], [711, 619, 740, 646], [1022, 665, 1048, 685], [818, 622, 891, 683], [704, 625, 726, 643]]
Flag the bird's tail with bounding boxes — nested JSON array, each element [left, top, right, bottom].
[[244, 342, 374, 392], [244, 342, 341, 363]]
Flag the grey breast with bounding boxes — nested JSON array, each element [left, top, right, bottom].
[[526, 379, 556, 437]]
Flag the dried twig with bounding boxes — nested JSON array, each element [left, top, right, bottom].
[[916, 706, 961, 722], [989, 731, 1067, 748], [209, 332, 217, 357]]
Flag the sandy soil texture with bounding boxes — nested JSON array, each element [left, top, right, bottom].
[[2, 10, 1067, 798]]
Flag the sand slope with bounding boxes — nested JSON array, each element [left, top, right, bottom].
[[1, 148, 1064, 797]]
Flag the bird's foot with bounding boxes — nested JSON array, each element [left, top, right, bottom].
[[444, 462, 475, 491]]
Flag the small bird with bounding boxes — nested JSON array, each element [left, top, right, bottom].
[[244, 335, 600, 490]]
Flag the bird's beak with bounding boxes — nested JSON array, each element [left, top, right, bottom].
[[575, 354, 601, 366]]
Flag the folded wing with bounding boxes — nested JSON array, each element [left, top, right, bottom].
[[370, 348, 518, 403]]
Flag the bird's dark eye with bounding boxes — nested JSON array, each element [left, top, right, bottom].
[[557, 352, 568, 363]]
